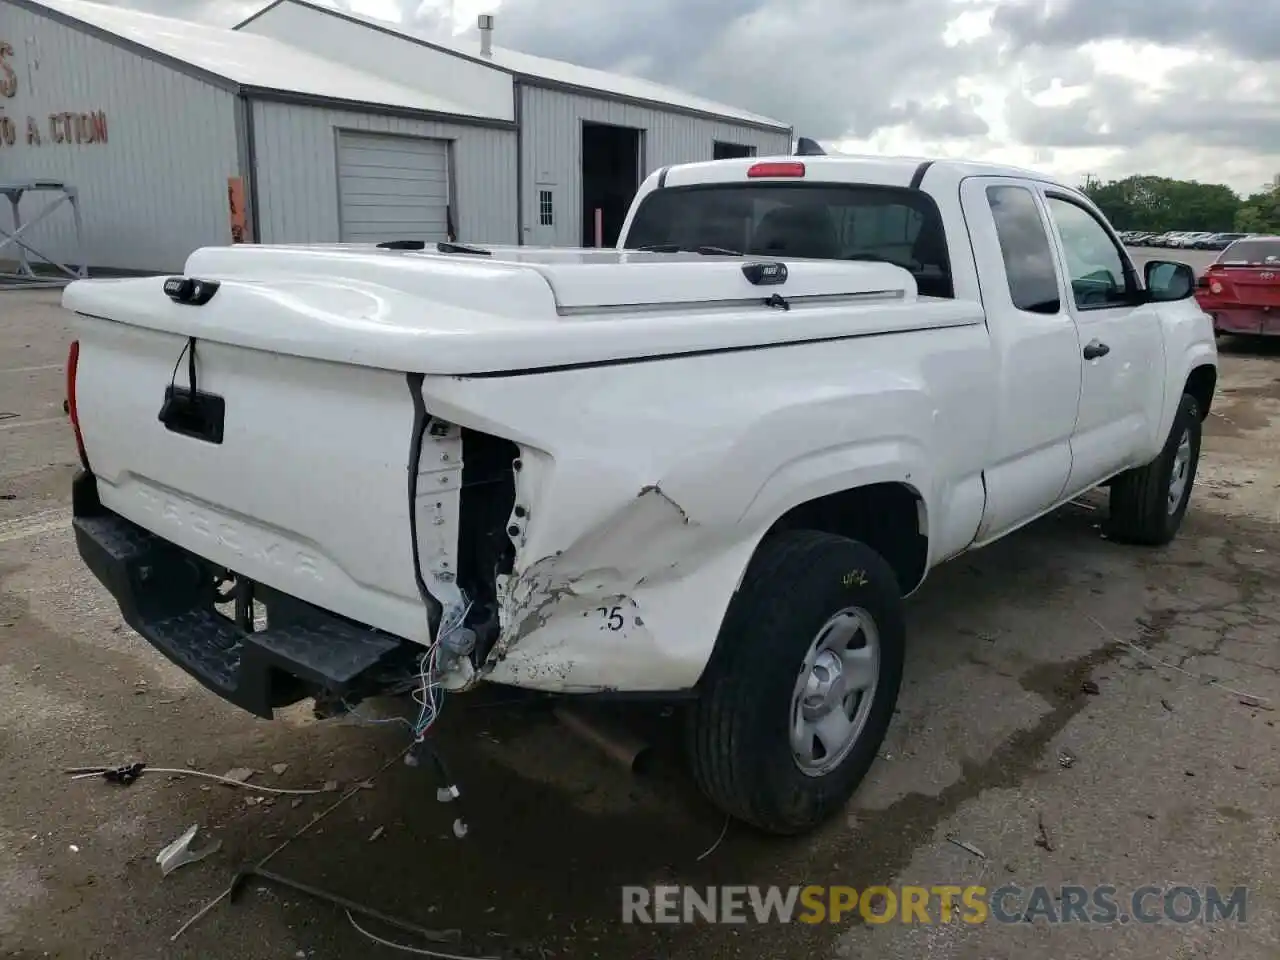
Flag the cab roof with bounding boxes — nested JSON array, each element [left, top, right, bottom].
[[660, 153, 1076, 195]]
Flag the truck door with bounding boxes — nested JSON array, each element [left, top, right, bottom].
[[1038, 192, 1166, 493], [959, 177, 1083, 543]]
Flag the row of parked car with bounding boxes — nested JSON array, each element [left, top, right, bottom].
[[1119, 230, 1253, 250]]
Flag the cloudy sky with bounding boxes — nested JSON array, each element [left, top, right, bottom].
[[110, 0, 1279, 196]]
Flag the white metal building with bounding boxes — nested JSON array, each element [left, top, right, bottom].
[[0, 0, 791, 273], [235, 0, 793, 248]]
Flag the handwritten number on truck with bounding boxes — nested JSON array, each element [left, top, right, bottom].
[[598, 606, 625, 631]]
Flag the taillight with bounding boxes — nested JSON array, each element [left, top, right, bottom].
[[66, 339, 89, 470], [747, 161, 806, 178]]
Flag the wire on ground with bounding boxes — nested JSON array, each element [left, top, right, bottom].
[[67, 766, 329, 795]]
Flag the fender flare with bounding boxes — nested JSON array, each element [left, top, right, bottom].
[[736, 437, 934, 540], [1160, 343, 1218, 438]]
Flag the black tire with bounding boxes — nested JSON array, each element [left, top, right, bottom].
[[1107, 393, 1202, 546], [686, 530, 905, 835]]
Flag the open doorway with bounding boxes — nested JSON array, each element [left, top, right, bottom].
[[713, 141, 756, 160], [581, 121, 642, 247]]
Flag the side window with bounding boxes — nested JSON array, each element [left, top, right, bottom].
[[986, 185, 1060, 314], [1045, 196, 1133, 309]]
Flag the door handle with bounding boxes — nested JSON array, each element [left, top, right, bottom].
[[1083, 340, 1111, 360]]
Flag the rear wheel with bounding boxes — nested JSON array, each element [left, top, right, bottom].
[[1107, 393, 1202, 545], [686, 530, 905, 835]]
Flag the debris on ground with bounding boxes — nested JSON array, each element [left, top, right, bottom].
[[946, 836, 987, 859], [1081, 680, 1101, 696], [1034, 813, 1055, 852], [1240, 696, 1275, 712], [170, 749, 413, 943], [1057, 748, 1076, 769], [156, 825, 221, 876], [271, 763, 290, 776], [222, 767, 255, 785], [63, 762, 149, 786], [368, 826, 385, 842], [322, 780, 339, 793], [696, 816, 730, 862], [1161, 698, 1174, 712]]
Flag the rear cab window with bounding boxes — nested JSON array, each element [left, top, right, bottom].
[[623, 183, 955, 299], [985, 185, 1060, 314]]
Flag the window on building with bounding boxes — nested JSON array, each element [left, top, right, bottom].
[[539, 189, 554, 226], [713, 141, 757, 160], [1045, 195, 1135, 309], [986, 185, 1060, 314]]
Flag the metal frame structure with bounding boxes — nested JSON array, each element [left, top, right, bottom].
[[0, 180, 88, 289]]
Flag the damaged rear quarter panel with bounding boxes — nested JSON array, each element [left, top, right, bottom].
[[416, 322, 988, 692]]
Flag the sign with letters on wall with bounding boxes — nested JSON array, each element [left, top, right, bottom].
[[0, 39, 109, 148]]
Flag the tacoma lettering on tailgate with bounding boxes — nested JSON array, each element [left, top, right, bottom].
[[134, 487, 322, 581]]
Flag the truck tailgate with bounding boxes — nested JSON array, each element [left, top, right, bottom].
[[72, 315, 430, 644]]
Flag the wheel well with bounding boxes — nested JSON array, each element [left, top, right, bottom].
[[767, 482, 928, 595], [1185, 365, 1216, 420]]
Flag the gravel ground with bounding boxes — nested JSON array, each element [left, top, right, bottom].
[[1, 279, 1276, 960]]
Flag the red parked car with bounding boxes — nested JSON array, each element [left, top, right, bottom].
[[1195, 236, 1280, 336]]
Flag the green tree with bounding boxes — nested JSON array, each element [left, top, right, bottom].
[[1235, 186, 1280, 234], [1080, 175, 1241, 232]]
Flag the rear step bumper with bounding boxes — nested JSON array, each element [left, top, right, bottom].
[[71, 471, 412, 718]]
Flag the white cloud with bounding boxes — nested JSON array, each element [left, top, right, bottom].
[[99, 0, 1280, 195]]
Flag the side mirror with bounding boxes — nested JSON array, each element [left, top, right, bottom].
[[1144, 260, 1196, 302]]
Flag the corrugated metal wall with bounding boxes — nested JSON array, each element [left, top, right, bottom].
[[0, 6, 239, 272], [251, 101, 518, 247], [519, 85, 791, 246]]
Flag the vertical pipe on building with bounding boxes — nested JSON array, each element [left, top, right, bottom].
[[446, 140, 460, 242], [514, 79, 524, 245], [236, 93, 262, 244]]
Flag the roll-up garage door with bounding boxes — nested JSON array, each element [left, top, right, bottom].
[[336, 131, 450, 244]]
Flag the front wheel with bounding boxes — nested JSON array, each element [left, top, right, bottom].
[[686, 530, 905, 835], [1107, 392, 1203, 546]]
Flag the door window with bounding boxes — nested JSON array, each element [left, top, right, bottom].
[[1045, 196, 1135, 310], [986, 185, 1060, 314]]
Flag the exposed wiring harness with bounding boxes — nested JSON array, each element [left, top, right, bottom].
[[412, 597, 472, 739], [343, 595, 474, 742]]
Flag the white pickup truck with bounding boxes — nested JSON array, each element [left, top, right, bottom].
[[62, 154, 1216, 835]]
